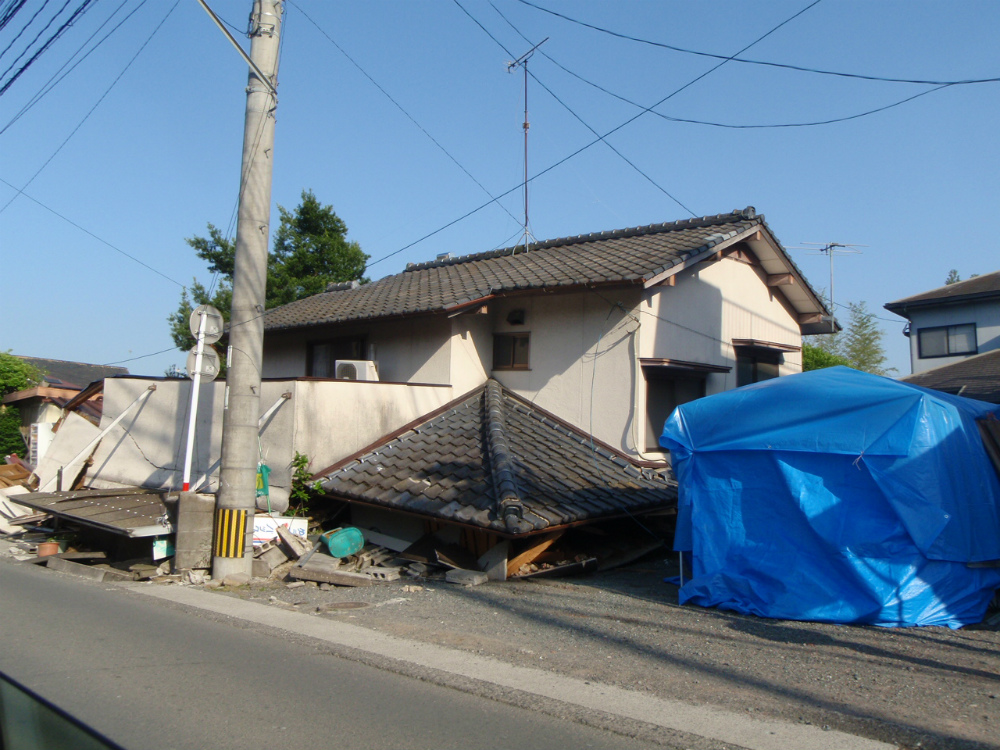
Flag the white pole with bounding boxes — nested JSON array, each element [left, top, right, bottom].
[[181, 310, 209, 491]]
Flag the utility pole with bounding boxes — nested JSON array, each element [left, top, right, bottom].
[[211, 0, 282, 580]]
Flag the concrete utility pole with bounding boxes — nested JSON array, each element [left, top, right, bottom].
[[213, 0, 282, 580]]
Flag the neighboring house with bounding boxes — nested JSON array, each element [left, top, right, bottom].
[[885, 270, 1000, 375], [2, 357, 128, 464], [262, 207, 830, 461]]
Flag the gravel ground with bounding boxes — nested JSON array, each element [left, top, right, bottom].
[[206, 556, 1000, 750]]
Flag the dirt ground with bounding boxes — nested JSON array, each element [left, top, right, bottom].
[[209, 556, 1000, 750]]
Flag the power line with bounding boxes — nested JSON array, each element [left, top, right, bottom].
[[288, 0, 522, 230], [0, 0, 94, 97], [484, 1, 695, 216], [522, 39, 957, 130], [0, 0, 180, 214], [369, 0, 821, 269], [0, 175, 186, 288], [0, 0, 56, 64], [515, 0, 1000, 87], [102, 347, 179, 367], [0, 0, 145, 138]]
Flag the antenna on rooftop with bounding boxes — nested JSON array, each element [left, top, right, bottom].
[[507, 38, 547, 254], [790, 242, 867, 333]]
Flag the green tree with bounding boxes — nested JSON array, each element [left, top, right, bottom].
[[0, 352, 44, 459], [945, 269, 961, 285], [803, 302, 895, 376], [268, 190, 369, 306], [841, 301, 895, 376], [168, 190, 368, 360], [802, 343, 851, 371]]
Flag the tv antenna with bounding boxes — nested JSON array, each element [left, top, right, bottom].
[[791, 242, 867, 333], [507, 37, 548, 253]]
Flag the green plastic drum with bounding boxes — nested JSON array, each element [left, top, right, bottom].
[[321, 527, 365, 558]]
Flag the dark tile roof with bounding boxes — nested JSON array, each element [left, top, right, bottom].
[[316, 380, 677, 535], [265, 208, 783, 331], [885, 270, 1000, 315], [902, 349, 1000, 404], [14, 356, 129, 389]]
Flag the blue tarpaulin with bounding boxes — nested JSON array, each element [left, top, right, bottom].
[[660, 366, 1000, 628]]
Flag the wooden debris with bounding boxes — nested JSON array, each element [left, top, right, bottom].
[[506, 531, 564, 579]]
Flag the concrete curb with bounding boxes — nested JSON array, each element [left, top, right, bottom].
[[130, 583, 893, 750]]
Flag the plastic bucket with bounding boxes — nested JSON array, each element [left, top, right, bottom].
[[321, 527, 364, 558]]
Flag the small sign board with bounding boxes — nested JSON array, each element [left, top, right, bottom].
[[189, 304, 224, 344], [186, 345, 220, 381], [252, 515, 308, 546]]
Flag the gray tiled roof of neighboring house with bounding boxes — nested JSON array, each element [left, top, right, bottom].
[[315, 380, 676, 535], [264, 207, 804, 331], [14, 356, 129, 389], [885, 270, 1000, 315], [902, 349, 1000, 404]]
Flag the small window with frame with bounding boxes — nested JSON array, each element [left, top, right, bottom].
[[917, 323, 977, 359], [493, 333, 530, 370]]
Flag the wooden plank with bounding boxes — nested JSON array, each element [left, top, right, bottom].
[[506, 531, 564, 578], [766, 273, 794, 287]]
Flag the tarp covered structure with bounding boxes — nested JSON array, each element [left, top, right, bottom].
[[660, 367, 1000, 628]]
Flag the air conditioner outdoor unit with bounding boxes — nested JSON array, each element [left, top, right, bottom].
[[335, 359, 379, 381]]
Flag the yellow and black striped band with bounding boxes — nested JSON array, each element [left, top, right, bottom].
[[214, 508, 247, 558]]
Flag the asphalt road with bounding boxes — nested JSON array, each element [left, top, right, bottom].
[[0, 560, 664, 750]]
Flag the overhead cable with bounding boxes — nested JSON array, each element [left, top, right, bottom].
[[0, 0, 180, 214], [0, 0, 145, 137], [288, 0, 522, 229], [515, 0, 1000, 86], [0, 0, 53, 63], [530, 46, 956, 130], [368, 0, 821, 270], [0, 175, 186, 288], [0, 0, 94, 96], [481, 0, 695, 215]]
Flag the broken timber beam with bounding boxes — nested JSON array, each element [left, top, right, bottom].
[[506, 531, 564, 578]]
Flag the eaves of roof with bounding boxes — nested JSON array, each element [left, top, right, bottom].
[[885, 270, 1000, 316]]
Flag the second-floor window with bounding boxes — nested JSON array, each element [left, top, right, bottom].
[[493, 333, 530, 370], [917, 324, 976, 359]]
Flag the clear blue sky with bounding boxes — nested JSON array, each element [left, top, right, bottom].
[[2, 0, 997, 377]]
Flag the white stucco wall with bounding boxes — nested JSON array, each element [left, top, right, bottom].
[[907, 301, 1000, 374], [489, 290, 642, 455], [640, 258, 804, 393], [49, 377, 452, 508], [448, 314, 491, 396], [290, 380, 453, 472]]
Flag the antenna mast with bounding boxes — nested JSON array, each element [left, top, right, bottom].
[[507, 38, 547, 253], [794, 242, 867, 333]]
